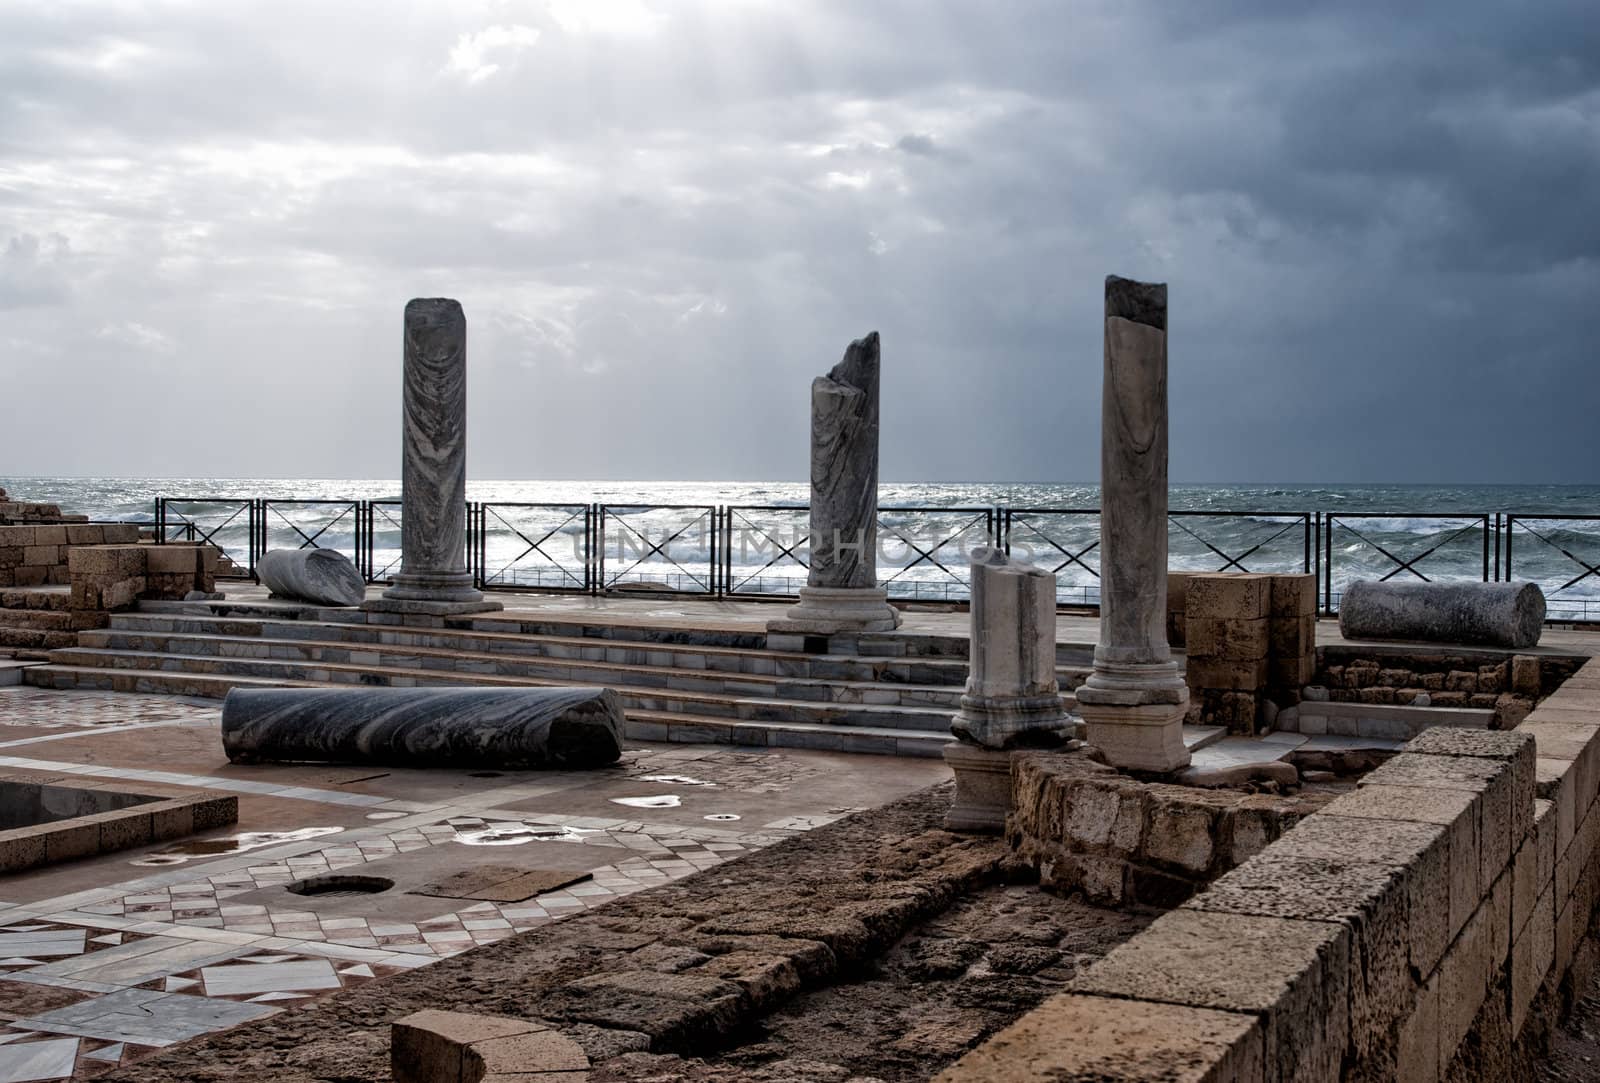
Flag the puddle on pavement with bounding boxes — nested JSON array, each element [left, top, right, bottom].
[[451, 821, 600, 846], [610, 795, 682, 809], [130, 826, 345, 866], [366, 811, 407, 821], [703, 813, 741, 822], [638, 775, 717, 787]]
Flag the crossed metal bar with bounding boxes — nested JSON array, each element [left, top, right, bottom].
[[1006, 513, 1101, 579], [602, 507, 715, 593], [1169, 514, 1304, 573], [263, 500, 358, 554], [877, 509, 992, 588], [482, 504, 588, 589], [725, 507, 810, 594], [1330, 515, 1487, 583], [1508, 518, 1600, 592]]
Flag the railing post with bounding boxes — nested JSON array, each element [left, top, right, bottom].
[[1482, 514, 1491, 583], [1324, 514, 1334, 616], [1505, 515, 1515, 584]]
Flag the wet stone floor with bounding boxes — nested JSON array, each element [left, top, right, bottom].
[[0, 686, 948, 1082]]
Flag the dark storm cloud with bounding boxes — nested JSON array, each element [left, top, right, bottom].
[[0, 0, 1595, 483]]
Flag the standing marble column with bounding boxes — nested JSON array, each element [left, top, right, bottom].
[[944, 547, 1076, 833], [366, 299, 500, 616], [768, 332, 900, 638], [1074, 276, 1189, 771]]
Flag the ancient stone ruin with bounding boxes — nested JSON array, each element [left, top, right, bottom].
[[364, 298, 501, 618], [768, 331, 901, 639], [1074, 275, 1190, 772]]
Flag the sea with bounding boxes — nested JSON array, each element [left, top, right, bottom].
[[4, 477, 1598, 618]]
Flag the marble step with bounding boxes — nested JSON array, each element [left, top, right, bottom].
[[42, 648, 966, 732], [77, 629, 978, 709], [20, 665, 951, 759], [105, 612, 1093, 687], [138, 598, 1098, 665]]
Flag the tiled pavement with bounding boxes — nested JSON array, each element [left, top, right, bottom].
[[0, 687, 941, 1081]]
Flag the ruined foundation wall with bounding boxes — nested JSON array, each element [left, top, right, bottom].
[[1007, 751, 1332, 910], [1316, 644, 1586, 728], [941, 655, 1600, 1082]]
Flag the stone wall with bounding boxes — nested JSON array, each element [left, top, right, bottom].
[[940, 656, 1600, 1082], [1182, 572, 1317, 733], [1316, 644, 1586, 729], [68, 544, 218, 611], [1008, 749, 1332, 909], [0, 487, 88, 525], [0, 523, 139, 587]]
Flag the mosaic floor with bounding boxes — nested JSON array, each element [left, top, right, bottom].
[[0, 686, 946, 1081]]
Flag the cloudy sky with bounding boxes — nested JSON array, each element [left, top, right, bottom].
[[1, 0, 1597, 484]]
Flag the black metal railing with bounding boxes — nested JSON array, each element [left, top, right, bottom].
[[1506, 515, 1600, 623], [1322, 513, 1494, 617], [597, 504, 718, 596], [146, 495, 1600, 622]]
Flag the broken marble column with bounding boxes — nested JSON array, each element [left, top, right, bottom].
[[366, 299, 500, 616], [258, 548, 366, 607], [1074, 276, 1191, 772], [221, 687, 624, 768], [1340, 580, 1546, 649], [945, 547, 1075, 833], [769, 332, 900, 637]]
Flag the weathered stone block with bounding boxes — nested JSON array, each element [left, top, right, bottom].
[[1512, 655, 1542, 697], [1257, 812, 1450, 984], [1322, 783, 1480, 946], [1067, 908, 1348, 1083], [1511, 887, 1555, 1034], [1186, 617, 1269, 661], [1267, 614, 1317, 660], [391, 1009, 542, 1083], [1396, 975, 1440, 1083], [33, 525, 66, 546], [1186, 573, 1271, 621], [68, 545, 146, 578], [1269, 574, 1317, 618], [1187, 656, 1269, 692], [1186, 851, 1409, 1072], [933, 993, 1266, 1083], [1361, 752, 1511, 894], [1268, 656, 1316, 690], [21, 545, 57, 566]]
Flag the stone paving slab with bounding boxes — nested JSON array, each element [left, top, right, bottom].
[[0, 685, 947, 1081]]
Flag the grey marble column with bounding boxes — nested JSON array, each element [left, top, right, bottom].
[[368, 299, 500, 616], [1074, 276, 1190, 771], [768, 332, 900, 639]]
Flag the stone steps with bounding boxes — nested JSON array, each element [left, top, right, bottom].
[[76, 629, 980, 709], [22, 665, 955, 758], [101, 612, 1093, 689], [40, 646, 965, 733]]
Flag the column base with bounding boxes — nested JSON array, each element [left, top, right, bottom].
[[361, 597, 504, 617], [766, 585, 902, 636], [942, 742, 1014, 835], [382, 570, 486, 605], [1075, 697, 1191, 773], [950, 692, 1080, 749]]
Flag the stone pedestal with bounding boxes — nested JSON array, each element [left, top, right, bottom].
[[769, 333, 899, 638], [951, 547, 1076, 747], [365, 298, 501, 618], [942, 742, 1014, 834], [945, 548, 1075, 833], [1074, 276, 1189, 772]]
